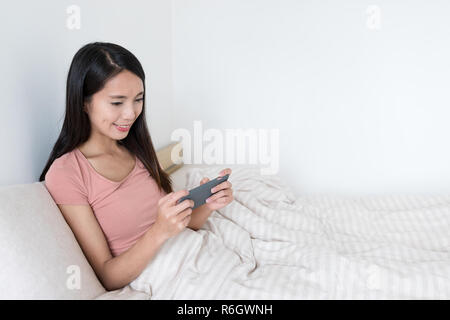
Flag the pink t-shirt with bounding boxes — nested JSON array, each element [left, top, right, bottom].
[[44, 148, 167, 257]]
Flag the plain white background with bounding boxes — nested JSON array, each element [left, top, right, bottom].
[[1, 0, 449, 196]]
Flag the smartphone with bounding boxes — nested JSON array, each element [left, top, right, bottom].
[[176, 174, 230, 209]]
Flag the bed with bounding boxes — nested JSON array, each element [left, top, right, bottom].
[[99, 142, 450, 300]]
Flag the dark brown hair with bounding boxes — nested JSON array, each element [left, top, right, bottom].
[[39, 42, 173, 194]]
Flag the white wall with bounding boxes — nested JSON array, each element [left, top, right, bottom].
[[172, 0, 450, 195], [1, 0, 173, 186], [2, 0, 449, 196]]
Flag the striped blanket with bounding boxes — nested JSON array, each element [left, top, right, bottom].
[[129, 166, 450, 299]]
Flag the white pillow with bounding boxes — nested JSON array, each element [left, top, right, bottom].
[[0, 182, 106, 299]]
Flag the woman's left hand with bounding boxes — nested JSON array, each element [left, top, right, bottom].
[[200, 168, 233, 211]]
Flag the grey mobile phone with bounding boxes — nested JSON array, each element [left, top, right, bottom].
[[176, 174, 230, 209]]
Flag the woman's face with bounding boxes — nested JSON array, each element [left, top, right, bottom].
[[84, 69, 144, 140]]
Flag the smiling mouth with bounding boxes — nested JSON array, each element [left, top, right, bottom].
[[113, 123, 132, 128]]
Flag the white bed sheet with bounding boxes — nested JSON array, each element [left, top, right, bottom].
[[127, 164, 450, 299]]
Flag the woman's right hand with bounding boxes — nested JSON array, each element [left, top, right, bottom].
[[153, 190, 194, 239]]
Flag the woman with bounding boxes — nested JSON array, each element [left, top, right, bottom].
[[39, 42, 233, 291]]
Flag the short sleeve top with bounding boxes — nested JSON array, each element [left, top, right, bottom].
[[44, 148, 167, 257]]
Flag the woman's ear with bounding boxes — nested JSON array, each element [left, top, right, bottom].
[[83, 102, 89, 113]]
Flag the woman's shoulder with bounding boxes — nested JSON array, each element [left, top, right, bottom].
[[46, 149, 81, 178], [44, 149, 89, 205]]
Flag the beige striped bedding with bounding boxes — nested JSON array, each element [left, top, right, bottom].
[[130, 165, 450, 299]]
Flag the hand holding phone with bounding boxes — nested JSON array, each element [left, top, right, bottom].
[[176, 174, 230, 209]]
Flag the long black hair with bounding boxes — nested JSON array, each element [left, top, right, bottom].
[[39, 42, 173, 194]]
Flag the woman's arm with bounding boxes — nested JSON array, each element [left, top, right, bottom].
[[101, 223, 169, 291], [56, 203, 170, 292], [188, 204, 213, 231], [57, 190, 195, 291]]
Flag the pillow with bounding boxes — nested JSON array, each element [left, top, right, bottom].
[[0, 182, 106, 299]]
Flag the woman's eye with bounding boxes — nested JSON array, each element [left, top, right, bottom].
[[135, 98, 144, 103], [111, 102, 122, 106]]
